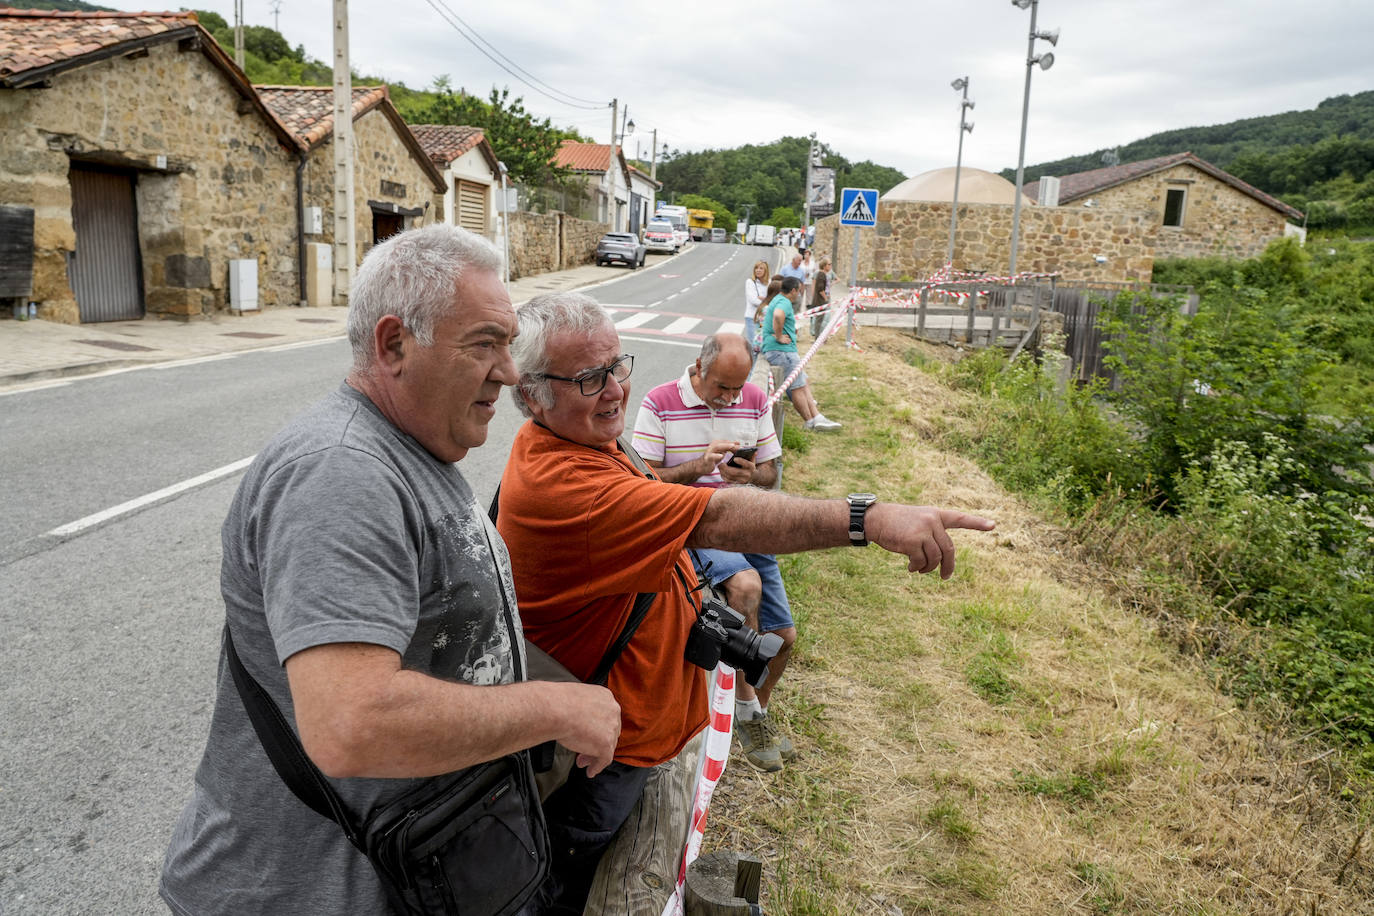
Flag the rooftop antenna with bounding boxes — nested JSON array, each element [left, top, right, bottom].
[[269, 0, 283, 32]]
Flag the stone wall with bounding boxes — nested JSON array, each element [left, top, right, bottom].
[[505, 210, 608, 281], [817, 199, 1157, 286], [0, 40, 299, 323], [1087, 163, 1291, 260]]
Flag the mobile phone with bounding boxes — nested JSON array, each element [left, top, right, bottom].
[[726, 446, 758, 468]]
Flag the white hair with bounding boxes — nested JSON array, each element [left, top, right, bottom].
[[347, 224, 502, 371], [510, 292, 614, 417]]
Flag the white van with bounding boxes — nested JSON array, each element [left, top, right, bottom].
[[746, 224, 776, 246]]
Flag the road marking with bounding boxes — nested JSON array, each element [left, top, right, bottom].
[[46, 456, 255, 538], [614, 312, 658, 329], [717, 321, 745, 335], [620, 334, 699, 350], [663, 317, 702, 335]]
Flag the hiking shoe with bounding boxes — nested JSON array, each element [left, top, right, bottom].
[[759, 712, 798, 762], [736, 716, 784, 772], [811, 414, 842, 430]]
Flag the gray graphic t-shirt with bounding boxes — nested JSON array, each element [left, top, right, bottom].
[[161, 383, 523, 915]]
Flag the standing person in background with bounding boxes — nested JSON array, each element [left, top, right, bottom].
[[809, 257, 833, 338], [800, 249, 817, 314], [761, 276, 841, 431], [780, 253, 805, 289], [743, 259, 771, 353]]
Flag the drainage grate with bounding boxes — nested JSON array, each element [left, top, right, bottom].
[[220, 331, 283, 339], [76, 339, 156, 352]]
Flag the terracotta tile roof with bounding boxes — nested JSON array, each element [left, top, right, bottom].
[[255, 85, 389, 149], [555, 140, 614, 172], [1025, 152, 1303, 222], [410, 124, 484, 165], [0, 8, 198, 84]]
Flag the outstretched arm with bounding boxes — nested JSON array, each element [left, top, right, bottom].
[[688, 487, 994, 579]]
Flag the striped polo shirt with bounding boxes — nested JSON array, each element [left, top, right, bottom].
[[632, 367, 782, 488]]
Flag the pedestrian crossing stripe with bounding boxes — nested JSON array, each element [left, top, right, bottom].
[[839, 187, 878, 226]]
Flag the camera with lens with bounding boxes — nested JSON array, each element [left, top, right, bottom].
[[683, 591, 783, 688]]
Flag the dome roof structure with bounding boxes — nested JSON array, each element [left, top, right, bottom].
[[883, 167, 1030, 205]]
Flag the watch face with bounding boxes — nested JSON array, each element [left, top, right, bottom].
[[848, 493, 877, 505]]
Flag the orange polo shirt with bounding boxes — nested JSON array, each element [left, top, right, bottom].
[[497, 421, 712, 767]]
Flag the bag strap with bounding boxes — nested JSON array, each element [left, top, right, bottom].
[[223, 625, 364, 848], [486, 435, 660, 687]]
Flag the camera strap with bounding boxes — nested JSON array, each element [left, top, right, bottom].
[[486, 435, 660, 688]]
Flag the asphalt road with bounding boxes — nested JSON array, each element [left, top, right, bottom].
[[0, 240, 782, 915]]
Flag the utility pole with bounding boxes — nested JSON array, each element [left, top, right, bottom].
[[610, 98, 618, 147], [233, 0, 244, 69], [269, 0, 282, 32], [803, 132, 816, 238], [331, 0, 355, 303], [649, 128, 658, 180]]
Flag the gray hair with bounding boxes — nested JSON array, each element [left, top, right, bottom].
[[347, 224, 502, 371], [698, 332, 752, 375], [510, 292, 614, 417]]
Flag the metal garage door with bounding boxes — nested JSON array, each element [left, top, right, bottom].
[[69, 164, 144, 323], [456, 179, 489, 236]]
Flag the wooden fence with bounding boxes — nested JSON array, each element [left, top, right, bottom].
[[853, 279, 1197, 384]]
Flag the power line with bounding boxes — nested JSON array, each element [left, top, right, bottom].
[[419, 0, 606, 111]]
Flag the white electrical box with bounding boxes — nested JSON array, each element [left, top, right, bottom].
[[1037, 175, 1061, 207], [305, 242, 333, 307], [304, 206, 324, 235], [228, 258, 258, 311]]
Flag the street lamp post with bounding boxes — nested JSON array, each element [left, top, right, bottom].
[[497, 161, 510, 288], [1008, 0, 1059, 277], [946, 77, 975, 269], [803, 132, 816, 240]]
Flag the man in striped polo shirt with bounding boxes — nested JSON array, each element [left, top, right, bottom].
[[632, 332, 798, 773]]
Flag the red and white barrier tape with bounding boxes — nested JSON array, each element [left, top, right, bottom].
[[763, 298, 854, 409], [661, 663, 736, 916]]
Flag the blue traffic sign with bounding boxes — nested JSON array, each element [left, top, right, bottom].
[[839, 188, 879, 227]]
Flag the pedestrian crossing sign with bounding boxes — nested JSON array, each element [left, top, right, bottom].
[[839, 188, 878, 227]]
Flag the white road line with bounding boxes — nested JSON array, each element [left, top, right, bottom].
[[717, 321, 745, 335], [620, 334, 699, 350], [46, 456, 255, 538], [663, 317, 703, 335], [614, 312, 658, 329]]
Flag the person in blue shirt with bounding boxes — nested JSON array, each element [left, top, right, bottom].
[[760, 277, 841, 430]]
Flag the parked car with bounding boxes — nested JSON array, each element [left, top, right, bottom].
[[643, 219, 679, 254], [596, 232, 646, 268], [709, 227, 727, 243]]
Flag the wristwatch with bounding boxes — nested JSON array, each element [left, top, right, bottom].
[[847, 493, 877, 546]]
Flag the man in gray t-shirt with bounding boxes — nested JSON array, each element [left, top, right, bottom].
[[160, 226, 621, 916]]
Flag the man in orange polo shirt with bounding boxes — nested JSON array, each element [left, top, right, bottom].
[[498, 293, 995, 915]]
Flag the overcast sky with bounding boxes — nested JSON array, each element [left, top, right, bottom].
[[106, 0, 1374, 179]]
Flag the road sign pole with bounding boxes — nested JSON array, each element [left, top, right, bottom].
[[846, 227, 860, 345]]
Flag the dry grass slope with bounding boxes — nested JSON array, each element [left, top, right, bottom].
[[705, 328, 1372, 915]]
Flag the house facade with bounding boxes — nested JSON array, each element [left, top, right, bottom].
[[257, 85, 445, 303], [1025, 152, 1304, 261], [409, 123, 502, 241], [0, 9, 303, 323], [554, 141, 632, 232], [627, 164, 660, 235]]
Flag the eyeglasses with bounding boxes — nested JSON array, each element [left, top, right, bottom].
[[539, 354, 634, 397]]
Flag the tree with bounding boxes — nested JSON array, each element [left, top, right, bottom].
[[414, 86, 576, 186], [765, 206, 798, 228]]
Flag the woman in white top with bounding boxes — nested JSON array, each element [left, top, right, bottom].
[[800, 250, 817, 311], [743, 259, 770, 349]]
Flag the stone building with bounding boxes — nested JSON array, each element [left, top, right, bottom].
[[553, 141, 632, 232], [256, 85, 445, 303], [818, 166, 1158, 286], [1024, 152, 1305, 261], [0, 9, 303, 323]]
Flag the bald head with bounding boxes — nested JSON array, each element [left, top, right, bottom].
[[693, 333, 754, 409]]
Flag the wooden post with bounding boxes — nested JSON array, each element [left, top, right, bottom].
[[964, 291, 976, 344], [916, 285, 928, 339], [685, 850, 764, 916]]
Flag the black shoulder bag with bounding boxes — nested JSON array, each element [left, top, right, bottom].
[[224, 517, 550, 916]]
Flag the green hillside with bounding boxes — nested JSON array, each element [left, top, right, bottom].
[[1005, 91, 1374, 232]]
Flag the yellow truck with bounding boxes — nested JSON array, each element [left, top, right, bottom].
[[687, 208, 714, 241]]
